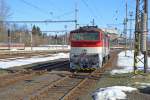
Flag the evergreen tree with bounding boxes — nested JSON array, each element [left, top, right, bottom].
[[36, 26, 42, 36], [32, 25, 37, 35]]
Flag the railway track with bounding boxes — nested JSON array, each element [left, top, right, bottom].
[[0, 59, 69, 88], [0, 50, 69, 59], [24, 75, 84, 100], [0, 50, 119, 100], [28, 59, 69, 71], [23, 68, 106, 100], [18, 50, 118, 100]]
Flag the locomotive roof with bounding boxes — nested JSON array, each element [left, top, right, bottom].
[[70, 26, 103, 33]]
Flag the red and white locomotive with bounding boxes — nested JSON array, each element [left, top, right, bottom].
[[69, 26, 110, 70]]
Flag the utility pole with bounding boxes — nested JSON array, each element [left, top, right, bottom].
[[8, 29, 11, 50], [92, 19, 95, 26], [124, 2, 128, 56], [19, 32, 22, 43], [30, 24, 33, 51], [123, 18, 126, 50], [64, 25, 67, 45], [133, 0, 148, 73], [75, 2, 78, 29], [129, 11, 133, 51], [134, 0, 140, 74], [141, 0, 148, 73]]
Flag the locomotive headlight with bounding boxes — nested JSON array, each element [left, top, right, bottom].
[[70, 54, 74, 62], [89, 54, 99, 65], [70, 54, 78, 63]]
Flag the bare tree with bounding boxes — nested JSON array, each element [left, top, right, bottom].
[[0, 0, 10, 21], [0, 0, 11, 42]]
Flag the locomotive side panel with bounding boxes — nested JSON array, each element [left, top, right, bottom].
[[104, 34, 110, 57]]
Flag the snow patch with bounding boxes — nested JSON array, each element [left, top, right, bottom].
[[0, 53, 69, 69], [92, 86, 137, 100], [135, 82, 150, 86], [10, 49, 18, 51], [24, 45, 70, 51], [111, 50, 150, 75]]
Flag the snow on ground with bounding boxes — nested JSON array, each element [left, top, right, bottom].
[[0, 53, 69, 69], [135, 82, 150, 88], [135, 82, 150, 86], [92, 86, 137, 100], [111, 50, 150, 75], [23, 45, 70, 51], [0, 45, 70, 52], [0, 57, 26, 61]]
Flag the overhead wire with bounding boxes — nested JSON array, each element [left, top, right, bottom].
[[19, 0, 76, 29], [20, 0, 74, 20], [53, 10, 75, 19], [87, 0, 104, 19], [81, 0, 101, 24], [19, 0, 49, 15], [111, 0, 126, 23]]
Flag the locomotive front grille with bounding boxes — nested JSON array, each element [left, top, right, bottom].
[[70, 54, 100, 69]]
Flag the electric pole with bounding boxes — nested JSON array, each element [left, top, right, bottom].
[[30, 24, 33, 51], [64, 25, 67, 45], [134, 0, 140, 74], [123, 18, 126, 51], [124, 2, 128, 56], [8, 29, 11, 50], [92, 19, 95, 26], [141, 0, 148, 73], [75, 2, 78, 29], [19, 32, 22, 43], [134, 0, 148, 73], [129, 11, 133, 51]]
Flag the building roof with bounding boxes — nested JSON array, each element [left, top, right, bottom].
[[102, 28, 120, 35]]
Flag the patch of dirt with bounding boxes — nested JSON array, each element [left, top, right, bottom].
[[0, 69, 10, 76]]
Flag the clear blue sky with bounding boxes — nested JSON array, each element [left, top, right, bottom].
[[6, 0, 150, 35]]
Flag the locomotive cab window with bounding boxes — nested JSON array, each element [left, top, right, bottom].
[[71, 32, 99, 41]]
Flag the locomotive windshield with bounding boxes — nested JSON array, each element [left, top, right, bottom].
[[71, 32, 99, 41]]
